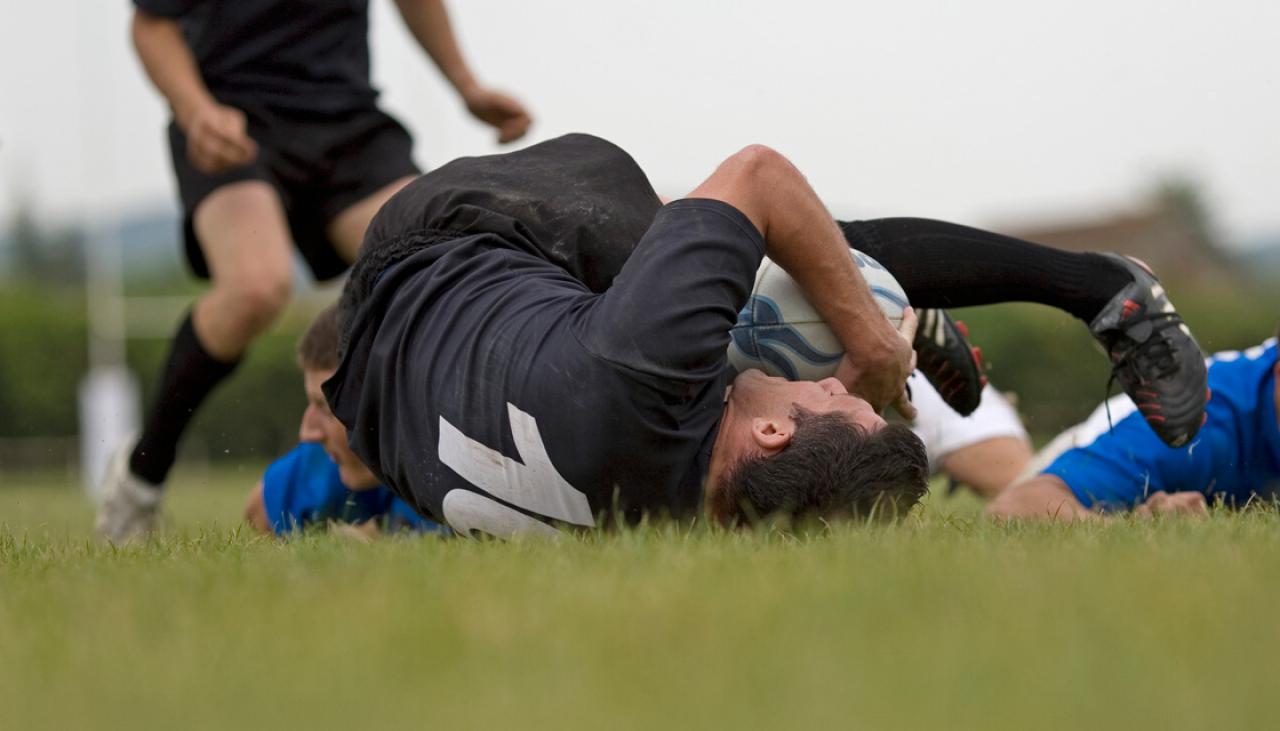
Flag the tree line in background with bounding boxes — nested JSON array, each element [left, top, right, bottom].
[[2, 200, 1277, 475]]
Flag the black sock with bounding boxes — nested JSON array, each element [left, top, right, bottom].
[[129, 312, 240, 486], [838, 218, 1133, 322]]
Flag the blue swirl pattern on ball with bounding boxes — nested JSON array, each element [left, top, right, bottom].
[[729, 295, 843, 380]]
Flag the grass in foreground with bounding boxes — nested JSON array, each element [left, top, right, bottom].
[[2, 471, 1279, 730]]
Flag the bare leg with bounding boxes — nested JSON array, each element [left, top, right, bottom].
[[326, 175, 418, 261], [129, 181, 294, 486], [192, 181, 296, 359]]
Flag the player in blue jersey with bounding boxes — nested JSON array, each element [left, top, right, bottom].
[[245, 442, 434, 536], [243, 305, 444, 537], [988, 337, 1280, 520]]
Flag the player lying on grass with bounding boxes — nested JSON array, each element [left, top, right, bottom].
[[240, 304, 1026, 534], [988, 336, 1280, 520], [243, 305, 445, 537], [323, 133, 1207, 537]]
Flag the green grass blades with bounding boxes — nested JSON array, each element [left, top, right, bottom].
[[2, 473, 1279, 730]]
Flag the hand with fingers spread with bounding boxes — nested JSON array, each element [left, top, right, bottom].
[[181, 102, 258, 175], [1134, 491, 1209, 518], [835, 306, 919, 419]]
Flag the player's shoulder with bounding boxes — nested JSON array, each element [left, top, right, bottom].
[[1196, 337, 1278, 410], [1206, 338, 1277, 377]]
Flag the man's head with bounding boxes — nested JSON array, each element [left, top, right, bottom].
[[297, 304, 379, 490], [707, 370, 928, 524]]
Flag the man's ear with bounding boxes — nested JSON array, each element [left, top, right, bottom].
[[750, 416, 794, 453]]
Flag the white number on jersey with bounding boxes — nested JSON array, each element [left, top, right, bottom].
[[438, 403, 593, 538]]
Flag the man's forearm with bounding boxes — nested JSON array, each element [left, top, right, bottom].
[[705, 148, 897, 367], [394, 0, 479, 96], [131, 10, 217, 130], [986, 474, 1096, 521]]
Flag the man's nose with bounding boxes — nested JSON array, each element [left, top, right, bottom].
[[299, 407, 323, 442]]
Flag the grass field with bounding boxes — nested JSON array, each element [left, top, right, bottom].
[[2, 469, 1279, 730]]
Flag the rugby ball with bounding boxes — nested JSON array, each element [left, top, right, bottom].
[[727, 248, 909, 381]]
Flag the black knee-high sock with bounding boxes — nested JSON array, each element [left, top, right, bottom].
[[838, 218, 1132, 322], [129, 312, 239, 486]]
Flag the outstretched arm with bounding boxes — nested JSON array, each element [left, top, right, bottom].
[[988, 473, 1209, 520], [986, 474, 1096, 521], [394, 0, 532, 143]]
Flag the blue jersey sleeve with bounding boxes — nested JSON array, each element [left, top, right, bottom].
[[1039, 409, 1218, 512], [262, 444, 389, 535], [1042, 411, 1174, 511]]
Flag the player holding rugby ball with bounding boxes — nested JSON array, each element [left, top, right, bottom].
[[322, 133, 1205, 536]]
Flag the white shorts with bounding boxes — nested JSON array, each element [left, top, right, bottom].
[[908, 371, 1029, 474]]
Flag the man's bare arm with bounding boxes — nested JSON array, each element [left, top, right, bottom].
[[131, 10, 257, 173], [986, 474, 1096, 521], [685, 145, 915, 414], [394, 0, 531, 143], [941, 436, 1033, 500]]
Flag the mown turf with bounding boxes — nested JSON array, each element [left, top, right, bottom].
[[2, 472, 1277, 730]]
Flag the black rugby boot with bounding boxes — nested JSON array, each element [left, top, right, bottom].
[[914, 308, 987, 416], [1089, 254, 1208, 448]]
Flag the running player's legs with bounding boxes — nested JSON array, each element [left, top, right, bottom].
[[127, 182, 293, 488], [97, 180, 298, 542], [326, 175, 417, 261], [192, 181, 295, 358]]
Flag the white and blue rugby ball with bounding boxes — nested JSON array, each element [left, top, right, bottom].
[[727, 249, 909, 382]]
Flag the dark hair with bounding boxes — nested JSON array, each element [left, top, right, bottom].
[[296, 303, 341, 372], [712, 409, 928, 525]]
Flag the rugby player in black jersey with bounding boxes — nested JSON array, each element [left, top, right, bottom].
[[325, 134, 1207, 537]]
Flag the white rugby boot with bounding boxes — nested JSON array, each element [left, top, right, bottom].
[[94, 444, 162, 544]]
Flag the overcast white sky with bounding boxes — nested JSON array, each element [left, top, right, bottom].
[[1, 0, 1276, 245]]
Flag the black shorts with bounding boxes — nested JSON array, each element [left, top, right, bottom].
[[167, 102, 420, 281]]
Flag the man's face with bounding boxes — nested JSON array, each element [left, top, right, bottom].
[[729, 369, 887, 433], [300, 368, 379, 490]]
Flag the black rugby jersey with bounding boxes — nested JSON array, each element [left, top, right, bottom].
[[325, 199, 763, 535], [134, 0, 377, 114]]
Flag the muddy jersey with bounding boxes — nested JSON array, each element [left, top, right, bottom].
[[325, 196, 764, 535]]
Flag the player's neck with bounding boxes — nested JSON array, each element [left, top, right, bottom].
[[704, 401, 745, 514]]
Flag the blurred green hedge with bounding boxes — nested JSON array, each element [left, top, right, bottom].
[[0, 280, 1275, 466], [0, 287, 309, 463]]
